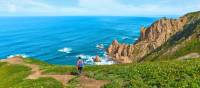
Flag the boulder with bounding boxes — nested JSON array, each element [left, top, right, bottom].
[[93, 56, 101, 62]]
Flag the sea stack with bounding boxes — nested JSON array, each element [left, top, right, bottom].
[[93, 56, 101, 62]]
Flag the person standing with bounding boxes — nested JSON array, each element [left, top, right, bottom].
[[76, 57, 84, 75]]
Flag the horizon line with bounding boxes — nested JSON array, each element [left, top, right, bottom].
[[0, 15, 180, 18]]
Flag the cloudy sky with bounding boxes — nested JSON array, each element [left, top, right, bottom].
[[0, 0, 200, 16]]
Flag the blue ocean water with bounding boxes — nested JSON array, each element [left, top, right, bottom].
[[0, 16, 158, 65]]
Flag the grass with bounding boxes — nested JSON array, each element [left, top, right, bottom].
[[0, 62, 63, 88], [83, 59, 200, 88], [65, 76, 80, 88], [156, 39, 200, 60], [27, 56, 198, 88], [184, 11, 200, 20], [0, 63, 31, 88], [2, 57, 200, 88], [170, 39, 200, 58], [14, 77, 63, 88], [24, 58, 76, 74]]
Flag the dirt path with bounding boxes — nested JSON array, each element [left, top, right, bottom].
[[78, 76, 108, 88], [25, 63, 75, 85], [0, 57, 108, 88], [177, 53, 200, 60]]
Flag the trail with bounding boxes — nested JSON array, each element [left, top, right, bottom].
[[177, 53, 200, 60], [78, 76, 108, 88], [0, 57, 108, 88]]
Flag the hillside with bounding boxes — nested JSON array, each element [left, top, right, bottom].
[[143, 11, 200, 61], [0, 57, 108, 88], [107, 11, 200, 63], [1, 57, 200, 88]]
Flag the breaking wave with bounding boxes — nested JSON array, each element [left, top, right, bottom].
[[7, 54, 29, 58], [76, 53, 115, 65], [58, 47, 72, 53]]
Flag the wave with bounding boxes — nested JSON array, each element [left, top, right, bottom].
[[7, 54, 29, 58], [96, 52, 115, 65], [58, 47, 72, 53], [76, 53, 115, 65], [96, 44, 104, 49], [134, 38, 138, 41], [76, 54, 94, 65], [122, 36, 129, 40]]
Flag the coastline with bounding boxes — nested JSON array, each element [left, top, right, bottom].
[[0, 16, 156, 65], [3, 54, 116, 66]]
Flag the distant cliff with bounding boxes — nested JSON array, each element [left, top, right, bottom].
[[107, 11, 200, 63]]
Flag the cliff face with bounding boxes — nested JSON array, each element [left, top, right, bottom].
[[107, 14, 190, 63], [144, 11, 200, 61]]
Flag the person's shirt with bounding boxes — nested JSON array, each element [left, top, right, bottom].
[[77, 59, 84, 67]]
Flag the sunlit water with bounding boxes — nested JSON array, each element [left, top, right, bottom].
[[0, 16, 158, 65]]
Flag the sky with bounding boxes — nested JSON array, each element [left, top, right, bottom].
[[0, 0, 200, 16]]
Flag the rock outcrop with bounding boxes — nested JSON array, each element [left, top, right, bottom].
[[107, 15, 189, 63], [93, 56, 101, 62]]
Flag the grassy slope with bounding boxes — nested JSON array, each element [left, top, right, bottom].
[[0, 62, 63, 88], [85, 59, 200, 88], [2, 58, 200, 88], [24, 58, 76, 74]]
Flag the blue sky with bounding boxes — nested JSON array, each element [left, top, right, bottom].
[[0, 0, 200, 16]]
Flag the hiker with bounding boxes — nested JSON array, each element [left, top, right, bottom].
[[77, 57, 84, 75]]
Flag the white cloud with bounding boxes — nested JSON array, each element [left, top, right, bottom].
[[61, 7, 89, 14], [79, 0, 119, 8], [27, 0, 55, 9], [7, 4, 17, 13], [0, 0, 200, 16], [68, 0, 200, 16]]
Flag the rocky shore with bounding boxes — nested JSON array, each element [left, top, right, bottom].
[[107, 11, 200, 63]]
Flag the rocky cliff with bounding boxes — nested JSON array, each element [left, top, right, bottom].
[[107, 11, 200, 63], [144, 11, 200, 61]]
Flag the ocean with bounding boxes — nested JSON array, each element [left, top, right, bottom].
[[0, 16, 158, 65]]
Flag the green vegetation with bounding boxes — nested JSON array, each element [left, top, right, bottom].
[[158, 39, 200, 60], [145, 38, 200, 61], [84, 59, 200, 88], [0, 62, 63, 88], [24, 58, 75, 74], [0, 63, 31, 88], [66, 77, 79, 88], [2, 58, 200, 88], [184, 11, 200, 20], [14, 77, 63, 88]]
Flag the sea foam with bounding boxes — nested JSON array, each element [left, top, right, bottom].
[[76, 53, 115, 65], [7, 54, 28, 58], [58, 47, 72, 53], [96, 44, 104, 49], [134, 38, 138, 41], [122, 36, 129, 40]]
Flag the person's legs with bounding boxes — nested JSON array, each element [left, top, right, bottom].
[[77, 67, 82, 75], [77, 67, 80, 75], [79, 67, 83, 74]]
